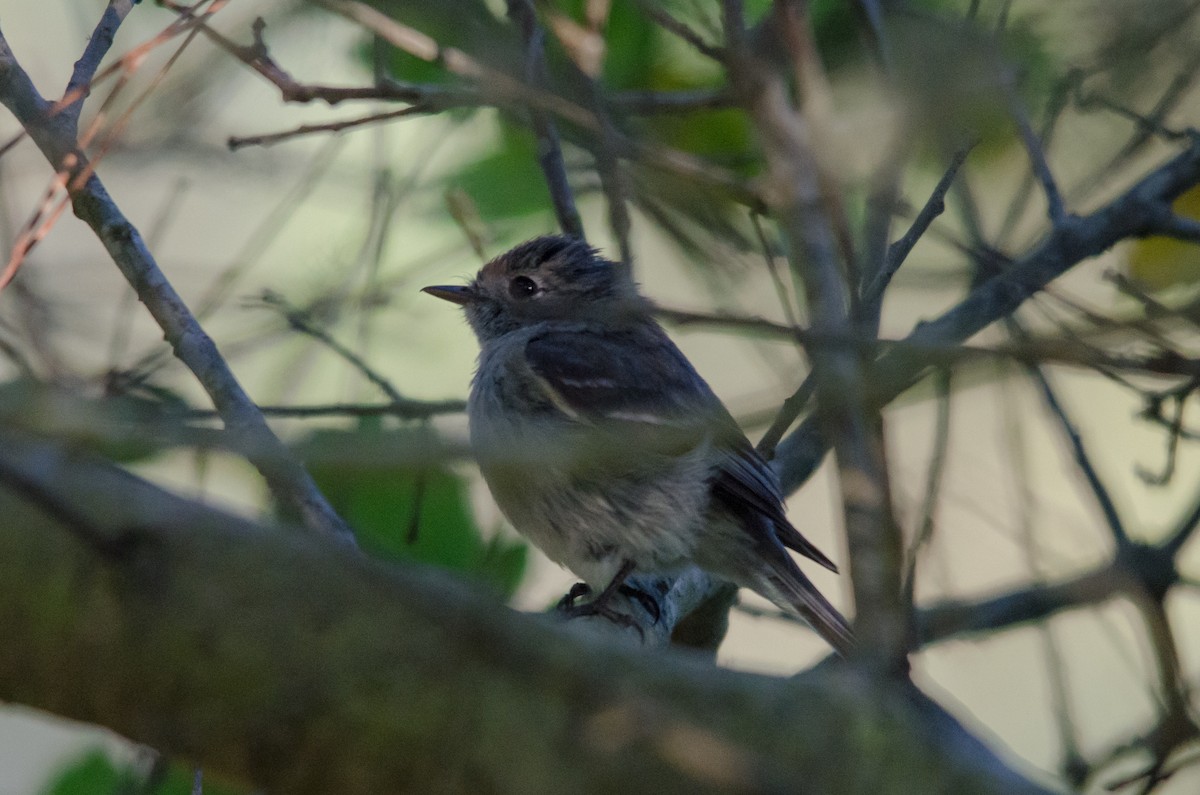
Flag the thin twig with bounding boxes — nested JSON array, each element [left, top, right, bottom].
[[1004, 78, 1068, 225], [902, 369, 952, 643], [62, 0, 137, 130], [189, 400, 466, 420], [774, 135, 1200, 495], [1162, 491, 1200, 558], [862, 145, 971, 315], [756, 375, 814, 459], [727, 0, 905, 675], [997, 79, 1071, 246], [227, 105, 430, 150], [1025, 361, 1130, 548], [317, 0, 762, 206], [259, 292, 406, 405], [631, 0, 724, 60], [506, 0, 584, 239], [610, 88, 734, 114]]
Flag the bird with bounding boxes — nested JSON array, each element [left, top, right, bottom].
[[423, 235, 853, 655]]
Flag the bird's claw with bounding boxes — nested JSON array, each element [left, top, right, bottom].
[[558, 598, 645, 638], [556, 581, 593, 611], [555, 580, 659, 639], [618, 583, 661, 623]]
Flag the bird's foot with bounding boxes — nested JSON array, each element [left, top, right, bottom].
[[557, 596, 641, 632], [554, 561, 654, 636], [618, 583, 661, 624]]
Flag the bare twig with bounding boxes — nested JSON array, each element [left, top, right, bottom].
[[1149, 211, 1200, 242], [1025, 362, 1130, 548], [316, 0, 762, 205], [1004, 79, 1068, 225], [916, 564, 1126, 645], [861, 145, 972, 318], [1162, 491, 1200, 559], [227, 105, 431, 150], [756, 375, 814, 459], [62, 0, 137, 130], [506, 0, 585, 239], [726, 0, 905, 675], [997, 79, 1071, 246], [902, 369, 952, 643], [631, 0, 724, 60], [610, 88, 734, 114], [259, 292, 405, 406], [248, 401, 465, 420]]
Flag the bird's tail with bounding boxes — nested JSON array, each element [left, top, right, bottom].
[[758, 565, 855, 657]]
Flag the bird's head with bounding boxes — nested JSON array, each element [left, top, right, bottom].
[[423, 235, 647, 341]]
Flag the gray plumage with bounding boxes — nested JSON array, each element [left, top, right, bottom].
[[424, 235, 854, 655]]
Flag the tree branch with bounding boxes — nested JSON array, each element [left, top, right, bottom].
[[0, 430, 1051, 795], [728, 0, 913, 675], [775, 135, 1200, 495], [506, 0, 585, 240], [0, 16, 353, 543], [61, 0, 137, 130]]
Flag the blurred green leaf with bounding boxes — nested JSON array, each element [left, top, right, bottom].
[[41, 751, 247, 795], [304, 425, 527, 597], [452, 122, 556, 223], [150, 764, 246, 795], [42, 750, 136, 795], [1127, 183, 1200, 290]]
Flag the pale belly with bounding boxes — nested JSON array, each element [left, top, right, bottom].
[[470, 395, 711, 587]]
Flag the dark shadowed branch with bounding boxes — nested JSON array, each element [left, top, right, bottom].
[[0, 430, 1051, 795]]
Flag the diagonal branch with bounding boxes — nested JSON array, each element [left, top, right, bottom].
[[62, 0, 138, 130], [0, 15, 353, 543], [0, 430, 1053, 795], [1024, 362, 1130, 548], [775, 136, 1200, 495]]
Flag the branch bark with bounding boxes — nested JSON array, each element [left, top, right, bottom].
[[0, 430, 1051, 795]]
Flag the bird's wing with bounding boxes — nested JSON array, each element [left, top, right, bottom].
[[710, 440, 838, 572], [524, 325, 837, 572], [523, 325, 717, 436]]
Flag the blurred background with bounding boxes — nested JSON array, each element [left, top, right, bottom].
[[1, 0, 1199, 792]]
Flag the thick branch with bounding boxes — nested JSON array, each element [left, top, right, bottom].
[[0, 432, 1051, 795]]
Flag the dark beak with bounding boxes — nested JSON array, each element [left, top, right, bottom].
[[421, 284, 475, 305]]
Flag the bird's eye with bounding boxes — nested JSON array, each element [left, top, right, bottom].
[[509, 275, 539, 300]]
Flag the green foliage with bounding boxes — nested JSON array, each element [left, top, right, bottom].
[[42, 750, 247, 795], [350, 0, 1059, 246], [451, 122, 557, 223], [303, 425, 527, 598], [42, 751, 138, 795]]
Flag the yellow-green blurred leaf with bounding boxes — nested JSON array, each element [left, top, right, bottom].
[[1127, 183, 1200, 290]]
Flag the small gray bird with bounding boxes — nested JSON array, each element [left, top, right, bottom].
[[424, 235, 853, 655]]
